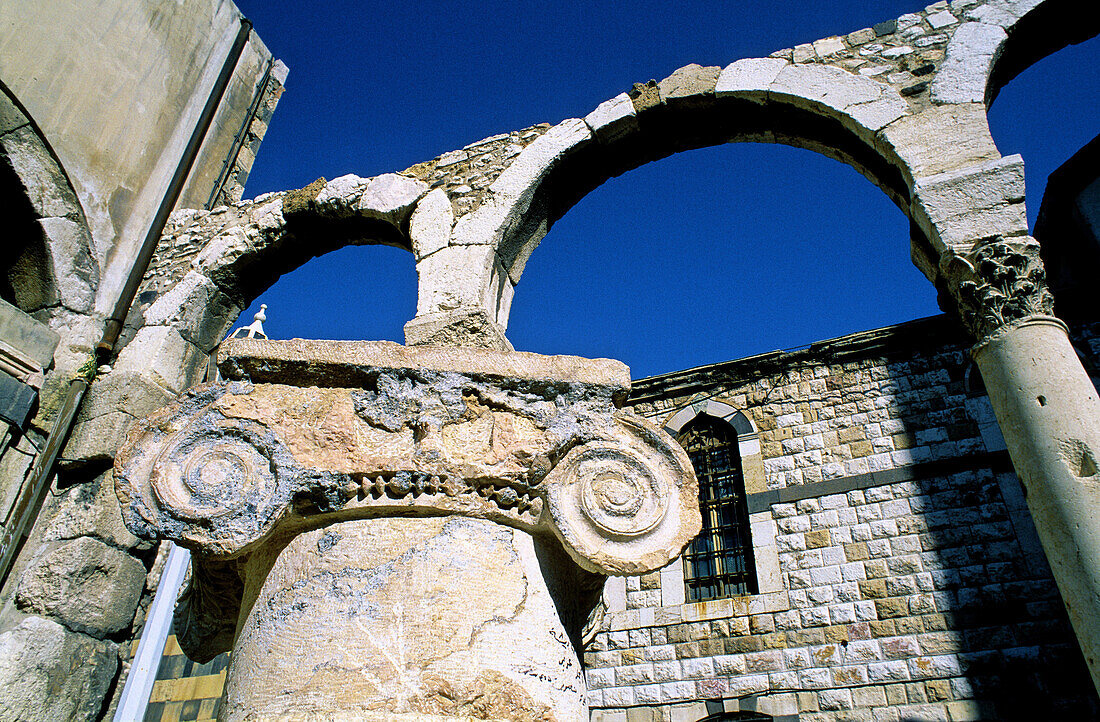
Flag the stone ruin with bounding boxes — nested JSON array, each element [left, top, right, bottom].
[[1, 0, 1100, 719]]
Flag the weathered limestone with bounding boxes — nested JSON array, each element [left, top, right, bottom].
[[584, 93, 638, 143], [931, 22, 1007, 104], [16, 536, 146, 636], [912, 155, 1028, 251], [0, 616, 118, 722], [115, 338, 700, 718], [223, 517, 590, 720]]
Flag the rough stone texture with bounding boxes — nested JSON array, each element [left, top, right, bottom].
[[878, 103, 1000, 182], [584, 93, 638, 143], [0, 615, 118, 722], [912, 154, 1027, 250], [222, 517, 591, 721], [931, 22, 1007, 104], [405, 308, 515, 352], [62, 371, 177, 464], [43, 469, 147, 553], [657, 64, 721, 106], [357, 173, 430, 226], [111, 324, 207, 396], [142, 269, 242, 352], [36, 217, 98, 313], [715, 58, 789, 100], [409, 188, 455, 260], [16, 536, 146, 636], [413, 243, 497, 316]]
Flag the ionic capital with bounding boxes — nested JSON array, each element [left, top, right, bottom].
[[116, 340, 701, 575]]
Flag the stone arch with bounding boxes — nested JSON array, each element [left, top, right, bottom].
[[408, 36, 1037, 341], [0, 82, 98, 316], [131, 172, 425, 357], [932, 0, 1099, 107]]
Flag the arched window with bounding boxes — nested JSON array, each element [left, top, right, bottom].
[[677, 414, 757, 601]]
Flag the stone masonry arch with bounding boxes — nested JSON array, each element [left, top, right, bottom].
[[0, 84, 98, 318]]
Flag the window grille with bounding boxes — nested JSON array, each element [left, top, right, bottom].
[[677, 414, 757, 601]]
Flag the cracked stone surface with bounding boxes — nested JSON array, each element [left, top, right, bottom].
[[222, 517, 589, 721]]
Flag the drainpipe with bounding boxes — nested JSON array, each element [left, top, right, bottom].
[[0, 17, 255, 588]]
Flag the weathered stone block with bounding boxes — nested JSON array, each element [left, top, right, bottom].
[[143, 270, 241, 351], [312, 173, 369, 217], [584, 92, 639, 143], [37, 217, 98, 313], [113, 325, 206, 395], [404, 307, 513, 351], [878, 103, 1000, 181], [930, 22, 1007, 105], [657, 64, 721, 106], [357, 172, 429, 227], [408, 187, 454, 259], [43, 469, 147, 552], [0, 616, 118, 722], [912, 155, 1028, 249], [413, 243, 496, 316], [715, 58, 788, 101], [2, 125, 82, 217], [17, 537, 145, 636], [63, 372, 176, 463]]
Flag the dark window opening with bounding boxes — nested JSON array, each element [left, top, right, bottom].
[[678, 414, 757, 601]]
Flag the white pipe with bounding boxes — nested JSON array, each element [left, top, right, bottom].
[[113, 543, 191, 722]]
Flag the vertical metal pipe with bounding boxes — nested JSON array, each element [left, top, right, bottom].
[[112, 543, 192, 722]]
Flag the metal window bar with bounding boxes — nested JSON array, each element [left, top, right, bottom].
[[678, 415, 757, 601]]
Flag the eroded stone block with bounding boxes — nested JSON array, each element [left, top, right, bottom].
[[16, 537, 145, 636], [0, 616, 118, 722]]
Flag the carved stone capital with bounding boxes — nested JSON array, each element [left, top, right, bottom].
[[115, 340, 700, 658], [940, 236, 1056, 343]]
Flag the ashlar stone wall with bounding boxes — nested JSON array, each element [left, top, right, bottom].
[[585, 316, 1098, 722]]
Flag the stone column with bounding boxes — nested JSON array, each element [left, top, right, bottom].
[[943, 236, 1100, 693], [115, 340, 700, 720]]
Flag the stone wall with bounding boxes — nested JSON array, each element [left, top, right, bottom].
[[583, 316, 1098, 721]]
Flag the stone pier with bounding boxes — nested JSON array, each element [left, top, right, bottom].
[[115, 339, 700, 719]]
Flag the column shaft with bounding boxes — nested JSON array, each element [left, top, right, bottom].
[[973, 317, 1100, 693], [221, 517, 588, 721]]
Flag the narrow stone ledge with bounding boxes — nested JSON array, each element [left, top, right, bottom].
[[218, 337, 631, 390]]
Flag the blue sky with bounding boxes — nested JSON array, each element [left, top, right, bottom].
[[231, 1, 1099, 379]]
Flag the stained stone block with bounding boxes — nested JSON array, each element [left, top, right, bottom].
[[43, 469, 146, 552], [2, 126, 82, 218], [37, 217, 98, 313], [16, 536, 146, 636], [0, 616, 118, 722]]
